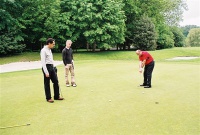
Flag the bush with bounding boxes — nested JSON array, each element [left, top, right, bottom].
[[186, 28, 200, 47], [133, 15, 157, 50], [0, 33, 25, 55], [171, 27, 185, 47], [157, 25, 174, 49]]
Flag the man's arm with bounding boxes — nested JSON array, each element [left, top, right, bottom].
[[139, 60, 146, 73], [141, 60, 146, 68], [71, 49, 74, 63], [40, 50, 49, 76], [62, 49, 66, 66]]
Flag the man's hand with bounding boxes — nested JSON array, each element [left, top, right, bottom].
[[45, 74, 50, 77], [139, 68, 143, 73]]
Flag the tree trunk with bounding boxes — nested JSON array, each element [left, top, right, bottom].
[[40, 43, 43, 50], [86, 42, 89, 51], [92, 43, 96, 52], [123, 43, 126, 50]]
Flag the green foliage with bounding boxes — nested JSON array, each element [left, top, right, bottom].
[[121, 0, 186, 50], [162, 0, 187, 26], [60, 0, 126, 51], [157, 24, 174, 49], [186, 28, 200, 47], [0, 0, 187, 55], [0, 32, 25, 55], [181, 25, 200, 37], [121, 0, 140, 49], [20, 0, 60, 50], [0, 0, 26, 55], [170, 26, 185, 47], [133, 15, 157, 50]]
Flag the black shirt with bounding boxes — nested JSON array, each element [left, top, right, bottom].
[[62, 48, 73, 65]]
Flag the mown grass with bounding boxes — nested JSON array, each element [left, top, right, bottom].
[[0, 47, 200, 65], [0, 61, 200, 135], [0, 47, 200, 134]]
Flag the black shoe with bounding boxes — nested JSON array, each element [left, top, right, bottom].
[[47, 99, 54, 103], [54, 97, 64, 100], [140, 84, 147, 86], [144, 86, 151, 88]]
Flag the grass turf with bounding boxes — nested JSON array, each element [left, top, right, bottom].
[[0, 47, 200, 65], [0, 60, 200, 135]]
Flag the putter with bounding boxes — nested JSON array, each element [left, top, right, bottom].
[[58, 83, 63, 98], [0, 123, 30, 129], [138, 72, 143, 87]]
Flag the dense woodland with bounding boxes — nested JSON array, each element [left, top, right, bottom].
[[0, 0, 199, 55]]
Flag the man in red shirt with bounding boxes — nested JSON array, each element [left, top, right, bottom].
[[136, 50, 155, 88]]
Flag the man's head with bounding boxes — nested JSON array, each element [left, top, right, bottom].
[[66, 40, 72, 48], [46, 38, 55, 49], [136, 50, 142, 56]]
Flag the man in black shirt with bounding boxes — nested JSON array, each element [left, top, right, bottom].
[[62, 40, 77, 87]]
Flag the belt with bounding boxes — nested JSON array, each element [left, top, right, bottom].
[[46, 64, 53, 66], [146, 61, 154, 65]]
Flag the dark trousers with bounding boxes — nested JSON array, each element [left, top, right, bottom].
[[42, 65, 60, 100], [143, 61, 155, 86]]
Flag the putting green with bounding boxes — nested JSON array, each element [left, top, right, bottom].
[[0, 60, 199, 135]]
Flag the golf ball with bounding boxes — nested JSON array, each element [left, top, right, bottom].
[[109, 100, 111, 102], [142, 92, 144, 94]]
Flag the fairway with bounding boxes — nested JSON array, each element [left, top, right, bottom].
[[0, 60, 200, 135]]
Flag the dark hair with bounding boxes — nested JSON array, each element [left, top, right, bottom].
[[46, 38, 55, 45]]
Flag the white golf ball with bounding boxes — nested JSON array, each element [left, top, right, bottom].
[[109, 100, 111, 102]]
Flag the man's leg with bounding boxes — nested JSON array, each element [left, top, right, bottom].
[[143, 67, 148, 85], [50, 67, 60, 99], [146, 61, 155, 87], [42, 69, 51, 100], [65, 65, 70, 86], [69, 65, 76, 85]]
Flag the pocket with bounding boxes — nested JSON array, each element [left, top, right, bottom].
[[65, 64, 69, 68]]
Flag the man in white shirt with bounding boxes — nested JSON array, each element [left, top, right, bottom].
[[40, 38, 64, 103]]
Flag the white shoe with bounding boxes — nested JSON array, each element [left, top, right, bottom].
[[72, 84, 77, 87], [66, 84, 70, 87]]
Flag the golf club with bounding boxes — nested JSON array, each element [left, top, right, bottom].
[[0, 123, 30, 129], [58, 83, 63, 98], [138, 72, 143, 87]]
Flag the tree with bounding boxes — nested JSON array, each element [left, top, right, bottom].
[[133, 15, 157, 50], [171, 26, 185, 47], [157, 24, 174, 49], [186, 28, 200, 47], [181, 25, 200, 37], [121, 0, 186, 50], [119, 0, 140, 50], [20, 0, 61, 51], [0, 0, 25, 55], [60, 0, 126, 52], [162, 0, 187, 26]]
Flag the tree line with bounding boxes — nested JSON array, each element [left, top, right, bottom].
[[0, 0, 197, 55]]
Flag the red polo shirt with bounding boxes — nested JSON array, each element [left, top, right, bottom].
[[139, 51, 154, 65]]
